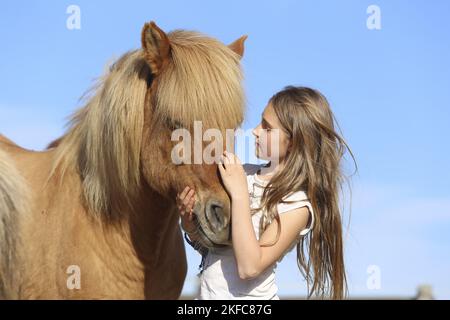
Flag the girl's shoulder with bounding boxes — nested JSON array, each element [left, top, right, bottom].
[[281, 190, 309, 202], [277, 190, 312, 215]]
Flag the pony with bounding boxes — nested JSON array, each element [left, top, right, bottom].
[[0, 21, 247, 299]]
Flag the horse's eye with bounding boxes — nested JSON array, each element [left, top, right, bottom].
[[167, 119, 183, 130]]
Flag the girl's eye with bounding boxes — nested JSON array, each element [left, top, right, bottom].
[[261, 119, 272, 131]]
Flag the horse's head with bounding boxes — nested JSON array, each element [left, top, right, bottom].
[[48, 22, 246, 249], [139, 22, 247, 248]]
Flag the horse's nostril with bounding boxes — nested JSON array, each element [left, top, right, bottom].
[[211, 204, 221, 212], [211, 204, 223, 220], [205, 201, 227, 231]]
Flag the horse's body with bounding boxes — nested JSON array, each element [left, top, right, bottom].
[[0, 22, 246, 299], [1, 141, 185, 299]]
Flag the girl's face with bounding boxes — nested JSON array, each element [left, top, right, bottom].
[[252, 103, 291, 162]]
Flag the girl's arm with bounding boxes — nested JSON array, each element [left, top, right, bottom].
[[219, 151, 310, 280], [230, 194, 310, 280], [217, 152, 262, 279], [229, 194, 262, 279]]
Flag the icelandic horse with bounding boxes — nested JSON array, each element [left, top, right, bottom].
[[0, 21, 247, 299]]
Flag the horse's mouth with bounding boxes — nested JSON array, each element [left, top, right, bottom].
[[194, 214, 228, 248]]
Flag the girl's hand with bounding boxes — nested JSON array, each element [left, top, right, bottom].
[[218, 151, 249, 200], [176, 186, 197, 233]]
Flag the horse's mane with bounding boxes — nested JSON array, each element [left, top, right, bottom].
[[47, 30, 245, 220], [0, 149, 29, 298]]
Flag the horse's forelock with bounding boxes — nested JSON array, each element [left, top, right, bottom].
[[155, 30, 245, 131]]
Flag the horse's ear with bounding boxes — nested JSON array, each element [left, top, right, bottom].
[[228, 35, 248, 59], [141, 21, 171, 75]]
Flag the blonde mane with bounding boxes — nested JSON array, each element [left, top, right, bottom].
[[47, 30, 245, 220], [0, 149, 29, 299]]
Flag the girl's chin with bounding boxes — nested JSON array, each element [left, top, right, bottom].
[[255, 149, 268, 160], [255, 149, 281, 162]]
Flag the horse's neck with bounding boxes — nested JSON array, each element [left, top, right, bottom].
[[82, 183, 179, 296], [124, 182, 179, 268], [110, 184, 186, 299]]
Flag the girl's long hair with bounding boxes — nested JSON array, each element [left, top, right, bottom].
[[253, 86, 356, 299]]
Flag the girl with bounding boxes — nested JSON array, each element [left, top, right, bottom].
[[177, 86, 355, 300]]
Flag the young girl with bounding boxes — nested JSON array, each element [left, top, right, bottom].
[[177, 86, 355, 300]]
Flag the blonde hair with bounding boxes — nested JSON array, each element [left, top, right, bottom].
[[252, 86, 356, 299], [0, 149, 29, 299]]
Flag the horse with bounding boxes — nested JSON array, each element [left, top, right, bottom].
[[0, 21, 247, 299]]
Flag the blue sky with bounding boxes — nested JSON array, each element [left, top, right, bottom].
[[1, 0, 449, 298]]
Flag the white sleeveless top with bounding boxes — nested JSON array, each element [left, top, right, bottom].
[[196, 163, 315, 300]]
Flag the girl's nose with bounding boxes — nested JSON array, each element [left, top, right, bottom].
[[252, 124, 261, 137]]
